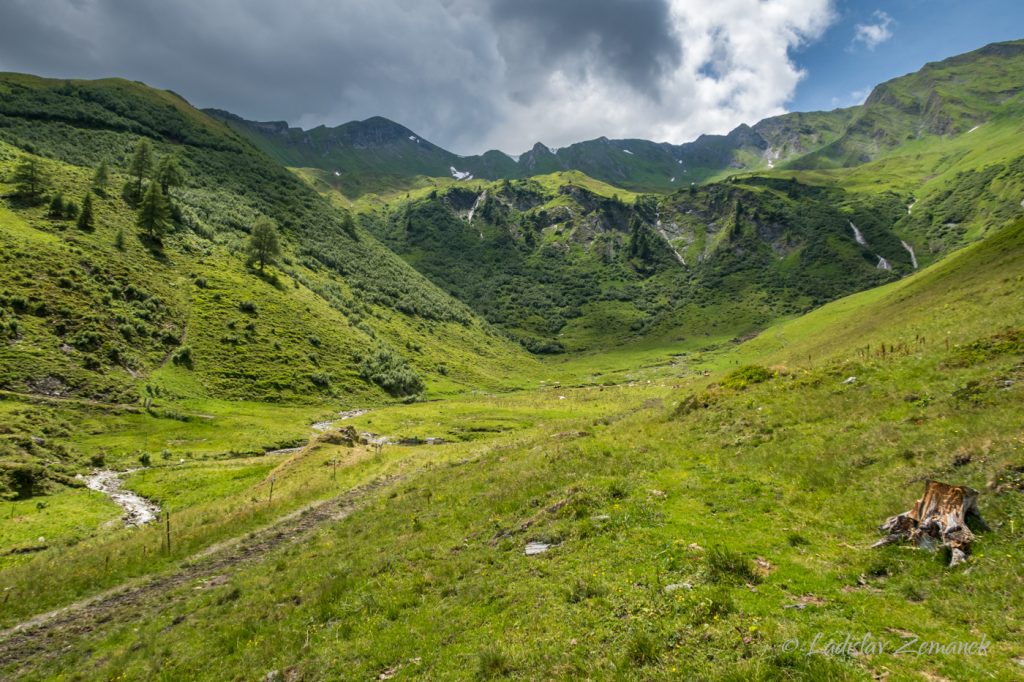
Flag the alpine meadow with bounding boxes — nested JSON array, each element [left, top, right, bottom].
[[0, 4, 1023, 680]]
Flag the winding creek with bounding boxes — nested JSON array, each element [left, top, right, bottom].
[[82, 470, 160, 527]]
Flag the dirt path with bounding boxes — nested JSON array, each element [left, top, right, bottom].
[[0, 474, 398, 672]]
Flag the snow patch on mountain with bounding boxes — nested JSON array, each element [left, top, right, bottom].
[[450, 166, 473, 181]]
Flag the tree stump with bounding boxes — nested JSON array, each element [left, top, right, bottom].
[[873, 480, 988, 566]]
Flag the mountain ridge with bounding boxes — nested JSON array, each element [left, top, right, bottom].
[[205, 106, 855, 193], [205, 37, 1024, 195]]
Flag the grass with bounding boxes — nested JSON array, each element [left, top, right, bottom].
[[0, 487, 119, 568], [124, 457, 280, 512]]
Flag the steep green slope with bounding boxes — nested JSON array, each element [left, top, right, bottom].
[[0, 74, 535, 495], [353, 173, 913, 353], [737, 217, 1024, 367], [792, 40, 1024, 170], [772, 110, 1024, 254]]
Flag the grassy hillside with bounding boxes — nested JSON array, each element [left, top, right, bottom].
[[791, 40, 1024, 171], [757, 112, 1024, 256], [4, 213, 1021, 679], [0, 74, 535, 498]]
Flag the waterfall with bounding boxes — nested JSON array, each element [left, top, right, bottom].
[[901, 240, 919, 269]]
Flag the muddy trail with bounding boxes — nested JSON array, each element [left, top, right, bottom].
[[0, 475, 399, 673]]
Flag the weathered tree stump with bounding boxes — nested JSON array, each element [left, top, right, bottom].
[[873, 480, 988, 566]]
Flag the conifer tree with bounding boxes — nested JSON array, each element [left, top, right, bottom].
[[137, 181, 171, 240], [12, 156, 47, 200], [156, 154, 184, 195], [77, 193, 95, 231], [128, 139, 153, 198], [92, 159, 110, 194]]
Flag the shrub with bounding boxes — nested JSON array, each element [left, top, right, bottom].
[[48, 194, 65, 218], [721, 364, 775, 390], [4, 463, 45, 499], [671, 390, 719, 417], [358, 345, 423, 397], [310, 371, 331, 388], [171, 345, 193, 369]]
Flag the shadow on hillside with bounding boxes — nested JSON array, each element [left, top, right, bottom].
[[3, 193, 47, 210], [249, 267, 286, 290], [138, 234, 171, 263]]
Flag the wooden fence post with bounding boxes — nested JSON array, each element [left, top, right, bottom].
[[164, 504, 171, 554]]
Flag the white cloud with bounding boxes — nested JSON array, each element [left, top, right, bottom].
[[852, 10, 894, 51], [833, 85, 872, 107], [477, 0, 836, 152]]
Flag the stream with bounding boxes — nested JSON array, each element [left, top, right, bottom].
[[82, 470, 161, 527]]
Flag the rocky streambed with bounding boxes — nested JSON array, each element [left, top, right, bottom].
[[82, 470, 161, 527]]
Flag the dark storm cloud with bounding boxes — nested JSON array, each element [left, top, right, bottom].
[[486, 0, 680, 102], [0, 0, 506, 151], [0, 0, 834, 153]]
